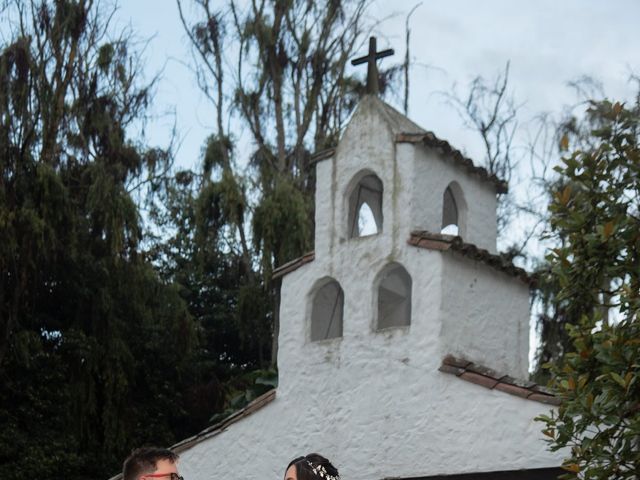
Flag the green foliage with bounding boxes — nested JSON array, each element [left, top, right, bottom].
[[531, 256, 583, 384], [176, 0, 379, 374], [538, 319, 640, 479], [0, 2, 203, 478], [152, 140, 273, 371], [531, 90, 640, 381], [209, 368, 277, 424], [536, 99, 640, 479], [0, 2, 402, 478], [253, 175, 312, 277], [547, 100, 640, 321]]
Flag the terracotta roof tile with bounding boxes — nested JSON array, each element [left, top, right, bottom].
[[531, 383, 555, 396], [494, 381, 534, 400], [272, 252, 315, 280], [438, 363, 466, 376], [499, 375, 537, 390], [308, 99, 506, 208], [395, 132, 508, 193], [527, 393, 562, 406], [271, 233, 533, 282], [309, 137, 507, 194], [308, 129, 507, 194], [459, 371, 500, 389], [440, 355, 559, 406], [408, 231, 534, 285], [465, 363, 502, 379], [440, 356, 472, 369]]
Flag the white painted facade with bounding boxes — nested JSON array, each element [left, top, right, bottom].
[[177, 96, 563, 480]]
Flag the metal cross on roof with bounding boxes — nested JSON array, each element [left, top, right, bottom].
[[351, 36, 394, 95]]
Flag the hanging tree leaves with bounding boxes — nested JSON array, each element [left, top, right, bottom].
[[0, 1, 199, 478], [176, 0, 376, 369]]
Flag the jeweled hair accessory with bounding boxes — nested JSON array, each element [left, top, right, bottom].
[[307, 461, 339, 480]]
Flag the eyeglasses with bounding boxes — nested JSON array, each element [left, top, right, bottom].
[[141, 474, 184, 480]]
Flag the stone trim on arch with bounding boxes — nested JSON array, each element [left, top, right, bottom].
[[345, 170, 384, 238], [374, 262, 412, 330], [309, 277, 344, 341]]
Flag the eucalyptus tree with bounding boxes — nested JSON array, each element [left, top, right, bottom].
[[176, 0, 376, 367]]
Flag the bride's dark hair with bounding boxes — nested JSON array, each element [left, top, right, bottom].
[[285, 453, 340, 480]]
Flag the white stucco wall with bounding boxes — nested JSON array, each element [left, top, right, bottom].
[[179, 245, 562, 480], [440, 254, 530, 378], [315, 97, 499, 257], [315, 96, 408, 261], [180, 371, 561, 480], [410, 146, 499, 254], [176, 97, 562, 480]]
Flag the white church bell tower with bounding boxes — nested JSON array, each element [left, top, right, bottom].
[[162, 38, 565, 480], [278, 92, 528, 392]]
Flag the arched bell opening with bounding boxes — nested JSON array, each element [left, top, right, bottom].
[[347, 172, 383, 238], [310, 278, 344, 341], [374, 263, 412, 330], [440, 181, 467, 237]]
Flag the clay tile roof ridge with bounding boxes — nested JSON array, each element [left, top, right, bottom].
[[408, 231, 532, 284], [272, 251, 315, 279], [395, 130, 508, 194], [440, 355, 559, 406]]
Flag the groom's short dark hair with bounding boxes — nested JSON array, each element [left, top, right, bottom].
[[123, 447, 179, 480]]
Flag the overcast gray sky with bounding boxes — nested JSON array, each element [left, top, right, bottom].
[[115, 1, 639, 365], [117, 0, 640, 173]]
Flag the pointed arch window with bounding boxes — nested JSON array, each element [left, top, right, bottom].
[[348, 174, 383, 238], [441, 182, 467, 237], [441, 186, 459, 235], [376, 264, 412, 330], [310, 279, 344, 341]]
